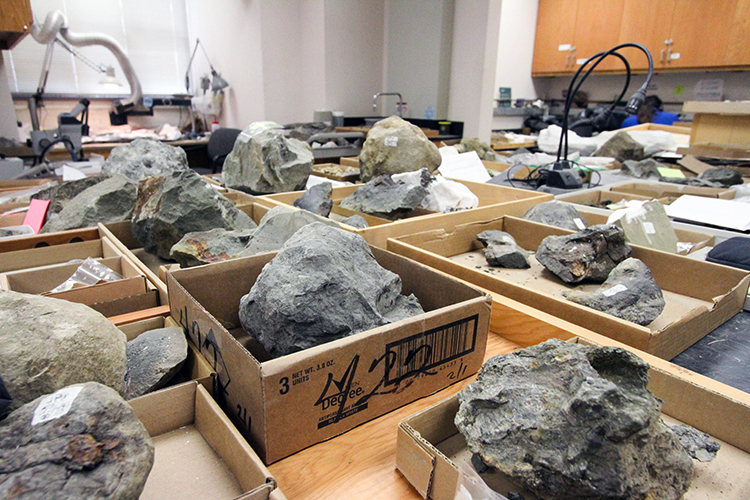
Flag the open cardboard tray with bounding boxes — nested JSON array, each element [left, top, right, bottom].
[[0, 226, 101, 254], [396, 331, 750, 500], [256, 181, 552, 248], [556, 188, 669, 207], [387, 216, 750, 359], [609, 181, 736, 200], [0, 234, 129, 274], [130, 381, 287, 500], [166, 246, 492, 464], [312, 162, 360, 182]]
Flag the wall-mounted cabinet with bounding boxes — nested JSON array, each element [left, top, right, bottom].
[[532, 0, 750, 76], [0, 0, 32, 51]]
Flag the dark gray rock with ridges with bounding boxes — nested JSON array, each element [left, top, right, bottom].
[[169, 227, 256, 267], [239, 222, 424, 358], [131, 169, 256, 259], [522, 201, 588, 231], [620, 158, 663, 179], [564, 258, 665, 325], [0, 382, 154, 500], [0, 291, 127, 410], [101, 137, 188, 182], [293, 182, 333, 217], [223, 129, 313, 194], [340, 215, 369, 229], [699, 167, 743, 187], [536, 224, 632, 283], [594, 131, 645, 162], [126, 327, 188, 398], [456, 339, 695, 500], [40, 175, 136, 233], [476, 230, 530, 269], [339, 175, 426, 220]]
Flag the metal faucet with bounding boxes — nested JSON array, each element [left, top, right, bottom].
[[373, 92, 403, 117]]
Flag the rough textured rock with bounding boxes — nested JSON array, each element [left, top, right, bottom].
[[456, 339, 695, 500], [564, 258, 665, 325], [32, 176, 105, 221], [293, 182, 333, 217], [393, 168, 479, 212], [659, 176, 721, 187], [668, 424, 721, 462], [522, 201, 588, 231], [131, 170, 256, 259], [620, 158, 663, 179], [536, 225, 632, 283], [239, 222, 424, 358], [339, 175, 426, 220], [126, 327, 188, 398], [0, 382, 154, 500], [101, 137, 188, 182], [223, 129, 313, 194], [0, 291, 127, 410], [285, 122, 334, 142], [40, 175, 136, 233], [358, 116, 442, 182], [476, 230, 530, 268], [340, 214, 369, 228], [234, 206, 338, 258], [699, 167, 744, 187], [456, 137, 500, 161], [594, 131, 646, 162], [169, 227, 256, 267]]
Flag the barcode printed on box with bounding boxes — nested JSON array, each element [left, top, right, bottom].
[[384, 315, 478, 385]]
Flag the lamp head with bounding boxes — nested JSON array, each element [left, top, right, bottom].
[[99, 65, 123, 90], [211, 70, 229, 92], [626, 87, 647, 114]]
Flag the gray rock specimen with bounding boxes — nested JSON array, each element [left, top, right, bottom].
[[594, 131, 646, 162], [668, 423, 721, 462], [358, 116, 442, 182], [659, 176, 721, 187], [131, 169, 256, 259], [40, 175, 136, 233], [101, 137, 188, 182], [286, 122, 334, 142], [126, 327, 188, 398], [293, 182, 333, 217], [620, 158, 663, 179], [455, 339, 695, 500], [32, 176, 105, 221], [169, 227, 256, 267], [522, 200, 588, 231], [456, 137, 500, 161], [564, 258, 665, 325], [536, 224, 632, 283], [339, 175, 427, 220], [0, 382, 154, 500], [476, 230, 530, 269], [234, 206, 338, 259], [0, 291, 127, 410], [239, 222, 424, 358], [223, 129, 313, 194], [699, 167, 743, 187], [340, 214, 369, 229]]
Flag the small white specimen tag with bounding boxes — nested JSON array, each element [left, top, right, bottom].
[[603, 284, 628, 297], [31, 386, 83, 426], [642, 222, 656, 234], [384, 136, 398, 147], [574, 218, 586, 230]]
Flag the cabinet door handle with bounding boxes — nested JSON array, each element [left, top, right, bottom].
[[666, 48, 672, 62], [660, 48, 666, 63], [566, 54, 570, 66]]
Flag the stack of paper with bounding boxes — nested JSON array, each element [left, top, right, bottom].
[[665, 195, 750, 231]]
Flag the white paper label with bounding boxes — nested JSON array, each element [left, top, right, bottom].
[[643, 222, 656, 234], [671, 52, 681, 60], [31, 386, 83, 426], [574, 218, 586, 230], [603, 284, 628, 297], [384, 136, 398, 147], [576, 58, 587, 65], [558, 44, 572, 51]]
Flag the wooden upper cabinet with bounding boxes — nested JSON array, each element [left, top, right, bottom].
[[571, 0, 626, 72], [725, 0, 750, 66], [0, 0, 33, 50], [531, 0, 579, 75], [616, 0, 676, 71], [668, 0, 737, 69]]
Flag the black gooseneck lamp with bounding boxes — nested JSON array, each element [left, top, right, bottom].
[[549, 43, 654, 187]]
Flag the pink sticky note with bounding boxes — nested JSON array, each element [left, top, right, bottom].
[[23, 199, 50, 234]]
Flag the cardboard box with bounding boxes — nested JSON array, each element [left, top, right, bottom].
[[0, 235, 124, 273], [312, 162, 360, 182], [340, 156, 360, 169], [556, 189, 667, 207], [167, 247, 492, 463], [0, 226, 100, 254], [609, 182, 735, 200], [683, 100, 750, 147], [257, 182, 552, 248], [387, 216, 750, 359], [130, 381, 287, 500], [396, 334, 750, 500]]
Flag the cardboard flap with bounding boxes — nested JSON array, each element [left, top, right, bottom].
[[396, 423, 436, 498]]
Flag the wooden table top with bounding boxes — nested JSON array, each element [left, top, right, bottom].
[[268, 332, 520, 500]]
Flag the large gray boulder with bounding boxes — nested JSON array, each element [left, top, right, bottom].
[[101, 137, 188, 182], [536, 224, 632, 283], [131, 170, 256, 259], [40, 175, 136, 233], [564, 257, 665, 325], [239, 222, 424, 358], [126, 327, 188, 398], [170, 227, 256, 267], [223, 129, 313, 194], [358, 116, 441, 182], [0, 291, 127, 411], [32, 176, 105, 222], [522, 200, 588, 231], [0, 382, 154, 500], [456, 339, 695, 500], [339, 175, 427, 220]]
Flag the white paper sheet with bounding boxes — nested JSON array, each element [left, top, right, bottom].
[[665, 195, 750, 231], [438, 151, 491, 183]]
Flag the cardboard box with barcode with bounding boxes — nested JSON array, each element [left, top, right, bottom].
[[387, 216, 750, 359], [166, 246, 492, 464], [130, 381, 287, 500], [396, 330, 750, 500], [609, 181, 735, 201], [256, 182, 551, 248]]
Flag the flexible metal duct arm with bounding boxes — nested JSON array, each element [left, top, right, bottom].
[[30, 10, 146, 113]]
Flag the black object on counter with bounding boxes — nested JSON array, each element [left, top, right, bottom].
[[706, 237, 750, 271]]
